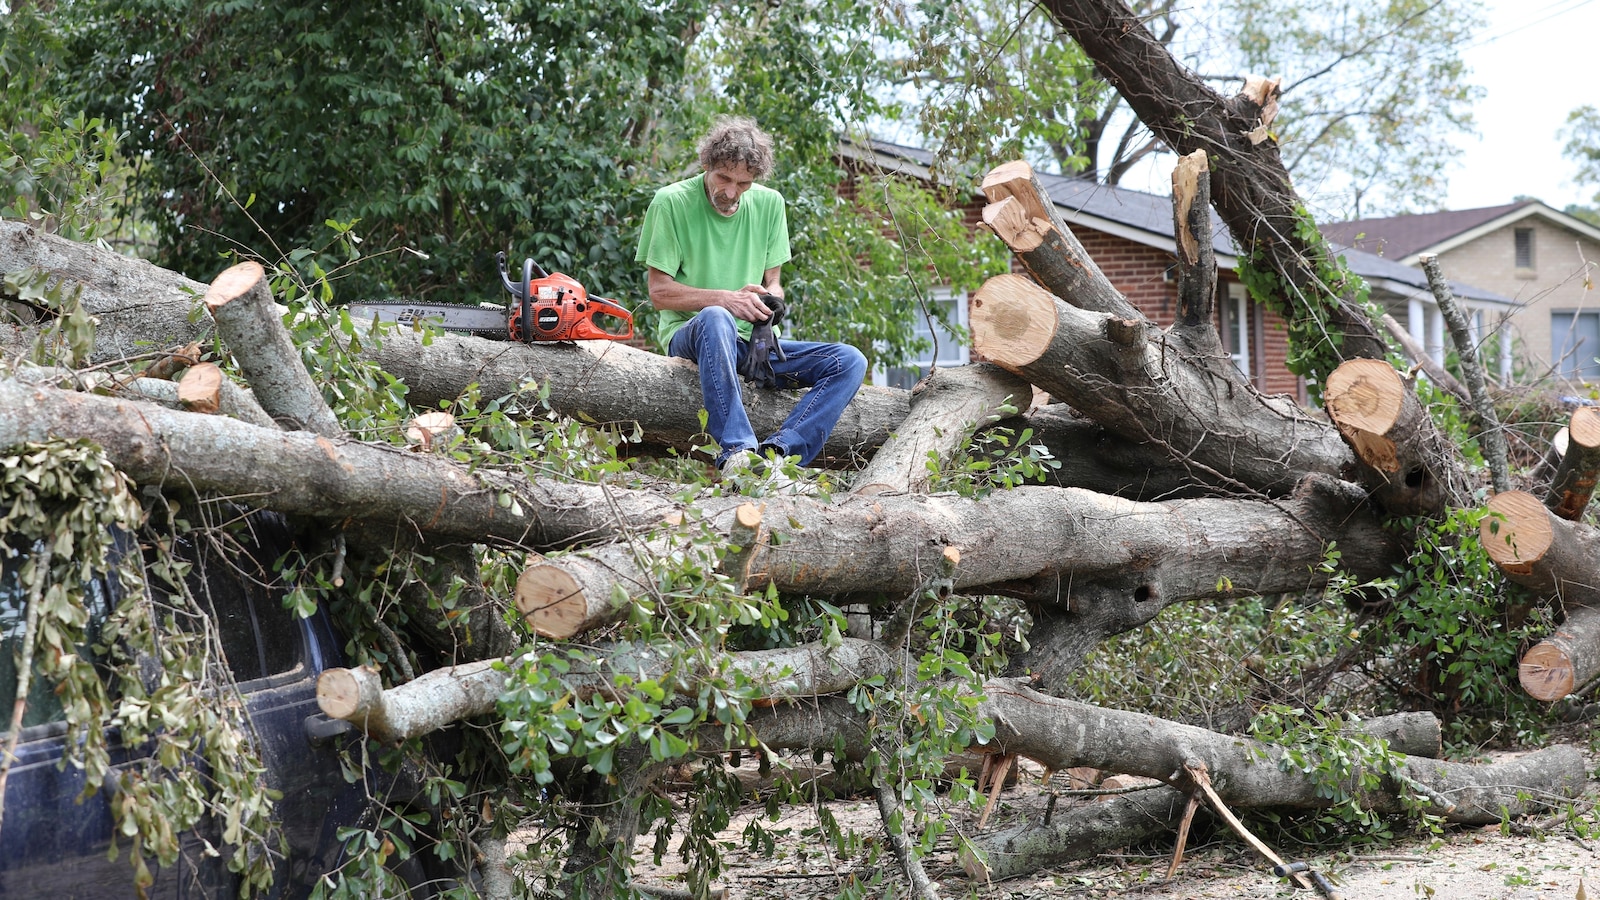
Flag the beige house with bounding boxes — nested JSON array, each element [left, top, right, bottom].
[[1323, 202, 1600, 384]]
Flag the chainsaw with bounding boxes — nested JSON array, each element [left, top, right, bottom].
[[346, 252, 635, 343]]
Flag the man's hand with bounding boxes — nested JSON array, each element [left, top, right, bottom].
[[721, 285, 774, 322]]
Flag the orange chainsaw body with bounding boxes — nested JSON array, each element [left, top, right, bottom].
[[502, 254, 634, 343]]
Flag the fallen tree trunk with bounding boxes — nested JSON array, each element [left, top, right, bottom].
[[964, 680, 1588, 880], [1324, 358, 1472, 517], [0, 220, 213, 363], [966, 711, 1444, 881], [971, 272, 1353, 497], [0, 219, 1254, 492], [0, 377, 1402, 615], [1481, 490, 1600, 610], [1546, 406, 1600, 521]]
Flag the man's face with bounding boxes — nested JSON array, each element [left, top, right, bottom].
[[704, 162, 756, 217]]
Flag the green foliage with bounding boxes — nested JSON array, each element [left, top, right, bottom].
[[883, 0, 1101, 178], [1245, 702, 1441, 842], [926, 419, 1061, 498], [60, 0, 708, 301], [1236, 205, 1371, 394], [0, 440, 283, 895], [1361, 508, 1552, 747], [1223, 0, 1485, 217], [0, 2, 143, 243], [1563, 104, 1600, 212]]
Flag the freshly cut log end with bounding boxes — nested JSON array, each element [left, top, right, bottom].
[[1324, 358, 1405, 472], [515, 563, 589, 639], [203, 260, 267, 312], [1520, 641, 1575, 702], [1571, 406, 1600, 450], [1481, 490, 1554, 573], [177, 362, 223, 414], [317, 665, 380, 721], [971, 275, 1060, 370], [407, 411, 459, 451]]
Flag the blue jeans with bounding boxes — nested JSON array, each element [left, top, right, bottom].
[[667, 307, 867, 466]]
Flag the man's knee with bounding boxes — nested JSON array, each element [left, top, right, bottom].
[[835, 343, 867, 381], [694, 306, 739, 334]]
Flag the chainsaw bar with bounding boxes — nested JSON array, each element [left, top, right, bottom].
[[345, 302, 512, 339]]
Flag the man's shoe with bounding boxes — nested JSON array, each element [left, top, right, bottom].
[[719, 448, 813, 496]]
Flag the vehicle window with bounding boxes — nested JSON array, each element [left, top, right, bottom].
[[0, 540, 115, 732], [155, 519, 300, 683]]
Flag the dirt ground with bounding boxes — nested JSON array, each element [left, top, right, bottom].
[[630, 754, 1600, 900]]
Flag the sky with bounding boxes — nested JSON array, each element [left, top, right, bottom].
[[1446, 0, 1600, 211]]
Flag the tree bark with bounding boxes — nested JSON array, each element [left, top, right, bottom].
[[971, 272, 1353, 497], [1038, 0, 1391, 372], [1481, 490, 1600, 610], [850, 363, 1033, 495], [1547, 406, 1600, 521], [1169, 150, 1219, 346], [1323, 358, 1471, 517], [0, 220, 212, 364], [1520, 604, 1600, 702]]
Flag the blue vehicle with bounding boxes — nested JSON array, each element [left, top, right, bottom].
[[0, 515, 455, 897]]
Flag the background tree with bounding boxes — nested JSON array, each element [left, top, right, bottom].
[[1562, 104, 1600, 225], [886, 0, 1483, 220]]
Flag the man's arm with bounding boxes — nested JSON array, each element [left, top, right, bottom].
[[647, 266, 781, 323]]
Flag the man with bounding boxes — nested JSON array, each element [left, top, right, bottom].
[[636, 116, 866, 480]]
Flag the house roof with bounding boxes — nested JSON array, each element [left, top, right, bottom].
[[1318, 200, 1600, 265], [840, 138, 1512, 307]]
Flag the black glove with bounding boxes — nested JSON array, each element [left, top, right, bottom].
[[737, 293, 788, 390]]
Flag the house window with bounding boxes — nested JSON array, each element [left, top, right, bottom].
[[880, 289, 969, 389], [1553, 311, 1600, 381], [1223, 283, 1252, 380], [1514, 228, 1535, 270]]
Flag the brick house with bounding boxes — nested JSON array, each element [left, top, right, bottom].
[[1322, 202, 1600, 384], [844, 140, 1514, 405]]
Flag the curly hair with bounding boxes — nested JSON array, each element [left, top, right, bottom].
[[696, 116, 775, 179]]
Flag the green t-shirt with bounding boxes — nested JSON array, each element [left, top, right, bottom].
[[635, 173, 792, 350]]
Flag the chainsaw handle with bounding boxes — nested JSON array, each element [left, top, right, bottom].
[[587, 295, 635, 340], [520, 258, 535, 344]]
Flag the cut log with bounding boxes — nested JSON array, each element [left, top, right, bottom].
[[979, 162, 1141, 320], [850, 363, 1033, 495], [1520, 604, 1600, 702], [317, 659, 506, 743], [204, 261, 342, 437], [715, 502, 765, 593], [971, 272, 1353, 497], [1547, 406, 1600, 520], [1323, 358, 1470, 517], [320, 637, 896, 741], [177, 361, 223, 414], [1480, 490, 1600, 609]]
